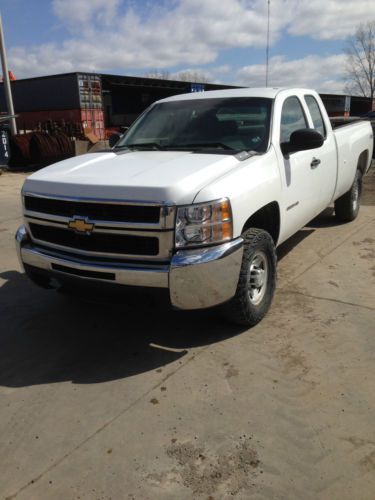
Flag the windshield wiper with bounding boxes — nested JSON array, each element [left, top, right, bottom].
[[115, 142, 164, 150], [168, 142, 235, 151], [114, 141, 237, 152]]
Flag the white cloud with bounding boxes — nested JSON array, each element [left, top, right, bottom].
[[8, 0, 284, 77], [8, 1, 374, 79], [237, 54, 347, 93], [286, 0, 374, 40], [52, 0, 121, 31]]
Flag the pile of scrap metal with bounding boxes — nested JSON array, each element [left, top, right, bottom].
[[9, 131, 74, 168], [19, 119, 85, 140]]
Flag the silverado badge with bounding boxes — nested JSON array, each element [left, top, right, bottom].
[[68, 217, 94, 234]]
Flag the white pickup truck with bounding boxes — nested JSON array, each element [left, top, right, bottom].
[[16, 88, 373, 325]]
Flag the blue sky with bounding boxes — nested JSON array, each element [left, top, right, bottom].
[[1, 0, 374, 92]]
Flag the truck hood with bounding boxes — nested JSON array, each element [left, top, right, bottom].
[[23, 150, 243, 205]]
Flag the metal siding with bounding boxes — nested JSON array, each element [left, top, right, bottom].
[[0, 74, 80, 112]]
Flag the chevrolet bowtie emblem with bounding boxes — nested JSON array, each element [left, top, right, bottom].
[[68, 217, 94, 234]]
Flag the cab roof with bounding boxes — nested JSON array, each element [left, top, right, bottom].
[[158, 87, 314, 103]]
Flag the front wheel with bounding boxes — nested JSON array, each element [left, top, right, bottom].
[[334, 169, 362, 222], [222, 228, 277, 326]]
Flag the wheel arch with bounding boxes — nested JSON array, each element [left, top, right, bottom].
[[241, 201, 280, 245], [357, 150, 369, 175]]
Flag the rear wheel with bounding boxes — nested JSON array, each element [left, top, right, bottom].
[[334, 169, 362, 222], [222, 228, 277, 326]]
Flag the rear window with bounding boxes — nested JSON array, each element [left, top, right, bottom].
[[280, 96, 308, 143], [304, 95, 326, 138]]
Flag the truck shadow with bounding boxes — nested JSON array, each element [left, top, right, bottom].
[[277, 207, 346, 261], [0, 270, 245, 388], [276, 206, 349, 261], [0, 200, 362, 389], [305, 207, 343, 229], [277, 228, 315, 261]]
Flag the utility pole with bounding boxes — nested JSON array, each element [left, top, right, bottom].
[[265, 0, 270, 87], [0, 11, 17, 135]]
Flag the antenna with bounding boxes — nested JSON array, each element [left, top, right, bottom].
[[265, 0, 270, 87]]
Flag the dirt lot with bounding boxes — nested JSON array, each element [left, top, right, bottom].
[[0, 167, 374, 500]]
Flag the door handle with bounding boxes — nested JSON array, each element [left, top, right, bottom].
[[310, 157, 321, 169]]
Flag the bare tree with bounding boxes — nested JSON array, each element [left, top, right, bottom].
[[173, 71, 210, 83], [144, 70, 171, 80], [344, 21, 375, 99], [144, 69, 210, 83]]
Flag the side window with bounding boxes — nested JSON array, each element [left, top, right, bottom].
[[280, 96, 308, 143], [305, 95, 326, 138]]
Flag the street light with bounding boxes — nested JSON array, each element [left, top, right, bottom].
[[0, 11, 17, 136]]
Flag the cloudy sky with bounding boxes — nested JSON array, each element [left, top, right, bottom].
[[2, 0, 374, 93]]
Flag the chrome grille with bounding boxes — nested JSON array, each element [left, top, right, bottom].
[[23, 193, 175, 260], [24, 195, 161, 223], [29, 223, 159, 256]]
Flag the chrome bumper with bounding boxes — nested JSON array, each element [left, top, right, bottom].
[[16, 224, 243, 310], [169, 239, 243, 309]]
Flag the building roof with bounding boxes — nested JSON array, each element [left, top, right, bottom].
[[3, 71, 238, 90]]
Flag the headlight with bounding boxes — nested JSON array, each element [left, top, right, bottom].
[[175, 198, 233, 248]]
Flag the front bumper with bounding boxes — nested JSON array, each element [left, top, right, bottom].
[[16, 224, 243, 310]]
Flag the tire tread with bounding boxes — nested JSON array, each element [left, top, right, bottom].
[[222, 228, 277, 326], [334, 169, 362, 222]]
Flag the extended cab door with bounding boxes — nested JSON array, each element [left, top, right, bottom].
[[303, 94, 337, 209], [275, 94, 334, 242]]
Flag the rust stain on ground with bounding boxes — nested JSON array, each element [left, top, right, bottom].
[[226, 366, 239, 379], [147, 437, 260, 497], [360, 450, 375, 472], [328, 280, 339, 288]]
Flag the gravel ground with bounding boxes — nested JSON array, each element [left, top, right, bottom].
[[0, 164, 374, 500]]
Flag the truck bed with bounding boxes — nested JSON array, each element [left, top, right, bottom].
[[330, 117, 364, 129], [330, 117, 375, 159]]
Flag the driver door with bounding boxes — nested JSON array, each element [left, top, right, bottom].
[[278, 96, 323, 239]]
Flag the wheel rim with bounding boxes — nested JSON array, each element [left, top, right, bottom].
[[352, 177, 360, 211], [248, 251, 268, 306]]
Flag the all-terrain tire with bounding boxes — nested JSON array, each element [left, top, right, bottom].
[[222, 228, 277, 326], [334, 169, 362, 222]]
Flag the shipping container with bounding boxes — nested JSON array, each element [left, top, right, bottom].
[[320, 94, 350, 117], [0, 72, 237, 137], [0, 73, 80, 111], [5, 71, 371, 140], [350, 95, 374, 116], [320, 93, 373, 117], [80, 108, 105, 140]]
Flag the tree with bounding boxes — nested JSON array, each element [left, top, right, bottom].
[[173, 71, 210, 84], [144, 69, 210, 83], [344, 21, 375, 100], [144, 70, 171, 80]]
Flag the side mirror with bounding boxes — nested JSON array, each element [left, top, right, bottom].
[[109, 133, 122, 148], [282, 128, 324, 156]]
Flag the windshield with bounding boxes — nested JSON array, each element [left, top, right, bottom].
[[115, 97, 273, 154]]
